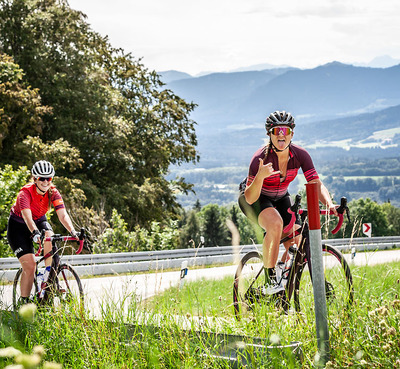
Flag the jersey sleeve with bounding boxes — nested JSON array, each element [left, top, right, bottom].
[[299, 149, 319, 182], [51, 188, 65, 211], [16, 189, 32, 211]]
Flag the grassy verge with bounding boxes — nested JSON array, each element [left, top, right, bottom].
[[1, 262, 399, 368]]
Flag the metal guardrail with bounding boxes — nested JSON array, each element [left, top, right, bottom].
[[1, 236, 399, 282]]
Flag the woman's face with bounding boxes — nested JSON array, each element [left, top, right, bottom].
[[34, 177, 52, 193], [269, 126, 294, 151]]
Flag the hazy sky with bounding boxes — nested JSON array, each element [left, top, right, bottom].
[[67, 0, 400, 75]]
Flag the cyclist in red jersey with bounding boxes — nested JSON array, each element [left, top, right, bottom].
[[7, 160, 79, 304], [239, 111, 337, 295]]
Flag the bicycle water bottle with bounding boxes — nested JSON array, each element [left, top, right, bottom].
[[39, 266, 51, 298], [36, 269, 45, 292], [282, 245, 296, 283]]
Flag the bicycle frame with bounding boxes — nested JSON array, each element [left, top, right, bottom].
[[34, 229, 85, 303], [233, 195, 353, 318]]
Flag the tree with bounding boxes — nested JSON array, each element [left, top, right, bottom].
[[179, 210, 201, 248], [0, 0, 198, 227], [200, 204, 229, 247], [0, 53, 50, 154], [0, 165, 30, 257], [347, 198, 389, 237]]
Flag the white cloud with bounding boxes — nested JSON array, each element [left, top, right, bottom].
[[68, 0, 400, 74]]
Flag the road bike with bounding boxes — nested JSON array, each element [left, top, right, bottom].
[[13, 229, 86, 311], [233, 195, 354, 320]]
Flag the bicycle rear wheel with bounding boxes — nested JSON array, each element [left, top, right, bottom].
[[293, 244, 353, 318], [48, 264, 84, 310], [12, 268, 39, 311]]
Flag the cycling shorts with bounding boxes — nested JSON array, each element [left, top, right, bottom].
[[7, 216, 53, 259], [238, 192, 300, 228]]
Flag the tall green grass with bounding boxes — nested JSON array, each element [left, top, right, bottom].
[[1, 261, 399, 368]]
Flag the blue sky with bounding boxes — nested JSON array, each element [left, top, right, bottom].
[[67, 0, 400, 75]]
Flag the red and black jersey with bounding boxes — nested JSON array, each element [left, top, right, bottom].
[[10, 183, 65, 221], [246, 143, 319, 200]]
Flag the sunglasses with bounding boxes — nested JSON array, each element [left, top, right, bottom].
[[270, 127, 293, 136], [37, 177, 52, 182]]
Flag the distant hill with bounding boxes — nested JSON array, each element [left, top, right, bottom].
[[163, 62, 400, 167], [158, 70, 192, 84]]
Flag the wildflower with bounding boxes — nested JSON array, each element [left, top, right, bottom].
[[270, 333, 281, 345], [377, 306, 389, 316], [387, 327, 396, 336], [18, 303, 37, 323], [392, 299, 400, 309], [355, 350, 364, 360], [0, 347, 22, 358], [382, 344, 391, 353], [378, 319, 388, 329], [15, 353, 41, 367], [359, 360, 368, 366], [325, 361, 334, 368], [32, 346, 45, 357]]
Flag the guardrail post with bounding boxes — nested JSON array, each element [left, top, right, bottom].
[[179, 260, 188, 289], [305, 182, 330, 367]]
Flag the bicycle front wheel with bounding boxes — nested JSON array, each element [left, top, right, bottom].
[[233, 251, 267, 320], [49, 264, 84, 310], [293, 244, 354, 318], [12, 268, 38, 311]]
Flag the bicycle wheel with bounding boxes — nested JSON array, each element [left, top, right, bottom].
[[12, 268, 38, 311], [233, 251, 270, 320], [47, 264, 84, 310], [293, 244, 353, 318]]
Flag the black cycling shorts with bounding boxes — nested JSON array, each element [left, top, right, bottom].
[[238, 192, 300, 228], [7, 217, 53, 259]]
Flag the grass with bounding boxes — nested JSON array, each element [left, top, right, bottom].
[[1, 261, 400, 368]]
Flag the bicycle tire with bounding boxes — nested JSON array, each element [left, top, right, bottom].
[[233, 251, 286, 320], [293, 243, 354, 316], [12, 268, 38, 311], [47, 264, 84, 310]]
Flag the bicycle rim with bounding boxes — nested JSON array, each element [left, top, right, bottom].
[[12, 268, 38, 311], [294, 244, 354, 321], [234, 251, 285, 320], [50, 264, 84, 311]]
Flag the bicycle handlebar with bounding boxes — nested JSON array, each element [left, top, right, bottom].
[[35, 228, 86, 256], [283, 196, 350, 235]]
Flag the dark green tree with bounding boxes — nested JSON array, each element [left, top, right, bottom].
[[200, 204, 229, 247], [0, 0, 198, 227]]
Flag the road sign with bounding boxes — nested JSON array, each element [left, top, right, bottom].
[[363, 223, 372, 237]]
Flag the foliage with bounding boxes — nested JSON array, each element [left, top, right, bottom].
[[94, 209, 180, 253], [0, 165, 29, 257], [0, 0, 198, 228], [0, 53, 51, 153], [198, 203, 230, 247]]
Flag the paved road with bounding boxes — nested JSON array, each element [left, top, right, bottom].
[[2, 249, 400, 317]]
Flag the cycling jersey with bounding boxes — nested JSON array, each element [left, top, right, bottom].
[[246, 143, 319, 200], [10, 183, 65, 223]]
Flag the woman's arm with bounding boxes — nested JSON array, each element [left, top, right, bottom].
[[244, 158, 280, 204], [21, 208, 39, 233], [310, 178, 338, 216], [56, 208, 77, 236]]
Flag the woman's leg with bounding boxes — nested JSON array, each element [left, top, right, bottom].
[[18, 253, 36, 297], [258, 207, 283, 269]]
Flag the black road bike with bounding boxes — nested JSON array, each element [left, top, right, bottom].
[[233, 196, 354, 320]]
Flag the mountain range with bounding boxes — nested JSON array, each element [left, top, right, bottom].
[[161, 62, 400, 170]]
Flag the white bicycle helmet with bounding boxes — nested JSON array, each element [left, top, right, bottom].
[[31, 160, 55, 178]]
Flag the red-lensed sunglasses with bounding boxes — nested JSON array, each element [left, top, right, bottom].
[[269, 127, 293, 136], [37, 177, 52, 182]]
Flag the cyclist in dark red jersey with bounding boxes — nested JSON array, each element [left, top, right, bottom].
[[239, 111, 337, 295], [7, 160, 79, 304]]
